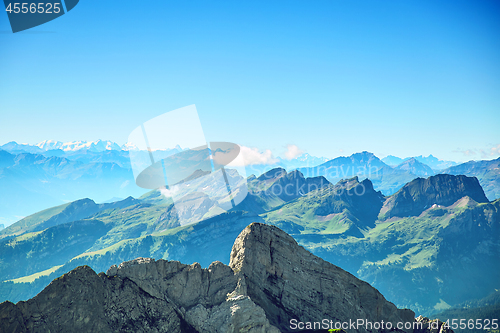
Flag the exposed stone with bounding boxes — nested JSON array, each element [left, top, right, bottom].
[[230, 223, 415, 332], [414, 315, 455, 333], [380, 174, 489, 219], [0, 223, 451, 333]]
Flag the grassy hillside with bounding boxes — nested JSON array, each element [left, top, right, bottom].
[[1, 173, 498, 317]]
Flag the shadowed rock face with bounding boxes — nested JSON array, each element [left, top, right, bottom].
[[267, 170, 330, 201], [0, 265, 194, 333], [229, 223, 415, 332], [380, 174, 489, 219], [0, 223, 451, 333]]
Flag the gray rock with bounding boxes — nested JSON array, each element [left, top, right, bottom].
[[0, 265, 187, 333], [0, 222, 450, 333], [414, 315, 454, 333], [380, 174, 489, 219], [230, 223, 415, 332]]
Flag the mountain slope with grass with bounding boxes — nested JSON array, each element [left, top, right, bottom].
[[0, 171, 498, 318]]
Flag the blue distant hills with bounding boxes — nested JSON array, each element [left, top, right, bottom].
[[0, 141, 499, 227]]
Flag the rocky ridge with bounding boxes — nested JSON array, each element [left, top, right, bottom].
[[0, 223, 454, 333], [379, 174, 489, 219]]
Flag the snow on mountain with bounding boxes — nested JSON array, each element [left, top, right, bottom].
[[57, 140, 122, 152], [1, 140, 191, 153], [121, 142, 139, 151], [36, 140, 64, 150], [33, 140, 123, 152]]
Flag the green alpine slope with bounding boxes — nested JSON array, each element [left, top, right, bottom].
[[1, 172, 498, 317]]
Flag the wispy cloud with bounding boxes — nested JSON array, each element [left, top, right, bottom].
[[284, 144, 303, 160], [453, 144, 500, 159], [490, 144, 500, 156], [161, 185, 180, 197]]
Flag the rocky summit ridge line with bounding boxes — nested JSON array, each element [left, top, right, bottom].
[[0, 223, 452, 333]]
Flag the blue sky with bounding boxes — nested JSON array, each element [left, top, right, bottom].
[[1, 0, 499, 162]]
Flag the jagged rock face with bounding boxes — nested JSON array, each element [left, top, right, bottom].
[[229, 223, 415, 333], [0, 223, 449, 333], [380, 174, 489, 219], [267, 170, 330, 201], [252, 168, 330, 202], [314, 177, 385, 228], [0, 258, 277, 333], [0, 265, 191, 333]]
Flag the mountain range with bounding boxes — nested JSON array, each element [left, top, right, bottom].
[[0, 150, 146, 227], [1, 140, 137, 153], [298, 151, 500, 200], [0, 142, 325, 226], [382, 154, 458, 170], [1, 223, 454, 333], [1, 142, 499, 228], [0, 170, 498, 318]]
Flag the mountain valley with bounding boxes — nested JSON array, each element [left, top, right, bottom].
[[0, 168, 498, 319]]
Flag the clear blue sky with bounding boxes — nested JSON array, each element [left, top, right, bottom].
[[1, 0, 499, 162]]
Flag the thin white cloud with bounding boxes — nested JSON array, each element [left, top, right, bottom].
[[284, 144, 303, 160], [231, 146, 279, 166], [490, 144, 500, 156], [453, 144, 500, 159]]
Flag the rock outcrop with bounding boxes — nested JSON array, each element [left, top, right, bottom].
[[267, 170, 330, 201], [313, 176, 385, 228], [0, 223, 452, 333], [230, 223, 414, 332], [380, 174, 489, 219]]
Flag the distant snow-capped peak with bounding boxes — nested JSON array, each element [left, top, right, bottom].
[[295, 153, 329, 163], [59, 140, 121, 152], [33, 140, 122, 152], [121, 142, 140, 151], [25, 140, 184, 152], [36, 140, 64, 150]]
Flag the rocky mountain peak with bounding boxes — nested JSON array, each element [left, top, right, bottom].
[[349, 151, 383, 164], [313, 177, 384, 230], [395, 158, 434, 177], [0, 222, 454, 333], [267, 169, 330, 201], [380, 174, 489, 219], [257, 167, 287, 182]]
